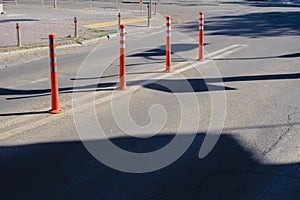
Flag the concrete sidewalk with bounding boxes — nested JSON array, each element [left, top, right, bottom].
[[0, 1, 164, 53]]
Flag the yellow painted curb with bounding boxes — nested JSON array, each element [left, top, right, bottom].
[[84, 18, 148, 29]]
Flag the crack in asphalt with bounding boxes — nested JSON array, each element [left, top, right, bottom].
[[261, 108, 299, 158]]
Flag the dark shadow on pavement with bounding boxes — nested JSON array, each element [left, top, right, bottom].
[[0, 111, 48, 116], [128, 44, 199, 60], [0, 82, 117, 100], [179, 11, 300, 37], [214, 52, 300, 60], [0, 133, 299, 199], [0, 19, 40, 23], [206, 72, 300, 83], [142, 79, 235, 93], [2, 72, 300, 100], [71, 71, 164, 81], [278, 52, 300, 58], [227, 0, 300, 8], [142, 72, 300, 93]]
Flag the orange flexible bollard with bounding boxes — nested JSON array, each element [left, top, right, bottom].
[[49, 34, 63, 114], [117, 24, 128, 91], [199, 12, 205, 61], [165, 16, 172, 72]]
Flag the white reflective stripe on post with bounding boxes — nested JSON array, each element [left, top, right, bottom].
[[199, 24, 204, 29], [199, 14, 204, 30], [199, 25, 204, 30], [166, 19, 171, 33], [166, 29, 171, 37], [120, 27, 125, 49]]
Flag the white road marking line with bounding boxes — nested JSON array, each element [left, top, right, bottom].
[[31, 78, 48, 84], [207, 44, 247, 58], [4, 14, 25, 17], [212, 45, 247, 59]]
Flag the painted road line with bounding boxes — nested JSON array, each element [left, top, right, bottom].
[[84, 18, 147, 29], [212, 45, 247, 59], [52, 8, 85, 11], [4, 14, 25, 17], [0, 44, 247, 140], [206, 44, 247, 58], [31, 78, 49, 84]]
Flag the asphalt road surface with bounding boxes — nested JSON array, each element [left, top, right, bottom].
[[0, 1, 299, 199]]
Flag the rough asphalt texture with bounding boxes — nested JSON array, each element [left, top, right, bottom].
[[0, 0, 300, 199]]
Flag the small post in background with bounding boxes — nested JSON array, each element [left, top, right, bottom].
[[147, 4, 150, 27], [16, 23, 21, 47], [154, 1, 157, 15], [118, 12, 121, 30], [54, 0, 57, 8], [74, 17, 78, 37]]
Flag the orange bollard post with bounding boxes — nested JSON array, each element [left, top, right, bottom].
[[48, 34, 63, 114], [199, 12, 205, 61], [165, 16, 172, 72], [117, 24, 128, 91]]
